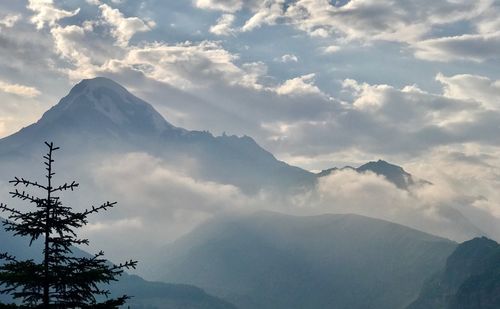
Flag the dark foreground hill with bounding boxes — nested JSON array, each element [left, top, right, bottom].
[[0, 223, 236, 309], [408, 237, 500, 309], [147, 211, 457, 309]]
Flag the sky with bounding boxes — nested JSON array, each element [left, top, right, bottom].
[[0, 0, 499, 169], [0, 0, 499, 266]]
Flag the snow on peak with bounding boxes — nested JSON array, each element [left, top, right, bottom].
[[43, 77, 175, 133]]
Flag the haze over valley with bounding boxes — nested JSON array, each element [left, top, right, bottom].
[[0, 0, 499, 308]]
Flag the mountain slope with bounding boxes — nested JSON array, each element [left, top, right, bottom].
[[0, 77, 484, 244], [0, 77, 315, 194], [148, 211, 457, 309], [408, 237, 500, 309], [0, 218, 236, 309]]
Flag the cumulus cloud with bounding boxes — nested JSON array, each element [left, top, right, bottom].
[[33, 2, 261, 92], [241, 0, 284, 32], [108, 41, 265, 89], [436, 73, 500, 110], [6, 0, 500, 162], [195, 0, 244, 12], [51, 25, 91, 66], [99, 3, 153, 46], [10, 0, 497, 158], [19, 2, 266, 90], [278, 53, 298, 63], [275, 73, 324, 96], [0, 14, 21, 28], [209, 14, 236, 36], [263, 74, 500, 159], [27, 0, 80, 30], [195, 0, 498, 62]]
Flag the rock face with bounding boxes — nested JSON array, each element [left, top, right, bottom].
[[408, 237, 500, 309], [149, 211, 457, 309]]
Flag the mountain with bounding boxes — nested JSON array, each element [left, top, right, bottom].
[[0, 219, 236, 309], [317, 159, 425, 190], [0, 77, 314, 194], [147, 211, 457, 309], [0, 77, 485, 244], [408, 237, 500, 309], [0, 77, 428, 194], [357, 160, 415, 189], [109, 276, 237, 309]]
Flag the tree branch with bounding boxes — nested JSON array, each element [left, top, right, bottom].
[[81, 201, 117, 217], [9, 189, 43, 205], [0, 203, 24, 217], [50, 181, 79, 193], [9, 177, 47, 190]]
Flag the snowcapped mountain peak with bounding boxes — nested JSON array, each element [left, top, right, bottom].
[[39, 77, 176, 135]]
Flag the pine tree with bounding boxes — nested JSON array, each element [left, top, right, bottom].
[[0, 142, 137, 308]]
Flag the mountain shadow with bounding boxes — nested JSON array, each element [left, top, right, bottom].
[[408, 237, 500, 309], [147, 211, 457, 309]]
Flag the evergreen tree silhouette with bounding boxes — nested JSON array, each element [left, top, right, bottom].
[[0, 142, 137, 308]]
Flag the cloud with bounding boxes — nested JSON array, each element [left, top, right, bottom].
[[99, 3, 153, 46], [93, 152, 248, 215], [0, 14, 21, 28], [5, 0, 496, 160], [263, 74, 500, 159], [275, 73, 323, 96], [282, 162, 499, 242], [436, 73, 500, 110], [39, 3, 256, 91], [20, 2, 266, 90], [286, 0, 493, 42], [278, 53, 298, 63], [195, 0, 498, 62], [27, 0, 80, 30], [241, 1, 284, 32], [322, 45, 340, 54], [8, 0, 500, 163], [209, 13, 236, 36], [83, 151, 254, 261], [49, 22, 124, 81], [0, 0, 498, 274], [107, 41, 265, 90], [0, 80, 41, 98], [81, 150, 500, 264], [194, 0, 244, 13], [414, 32, 500, 62]]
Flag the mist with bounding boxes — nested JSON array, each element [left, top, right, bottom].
[[5, 147, 486, 274]]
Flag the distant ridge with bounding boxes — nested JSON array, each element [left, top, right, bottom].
[[149, 211, 457, 309], [0, 77, 483, 241], [317, 159, 429, 189]]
